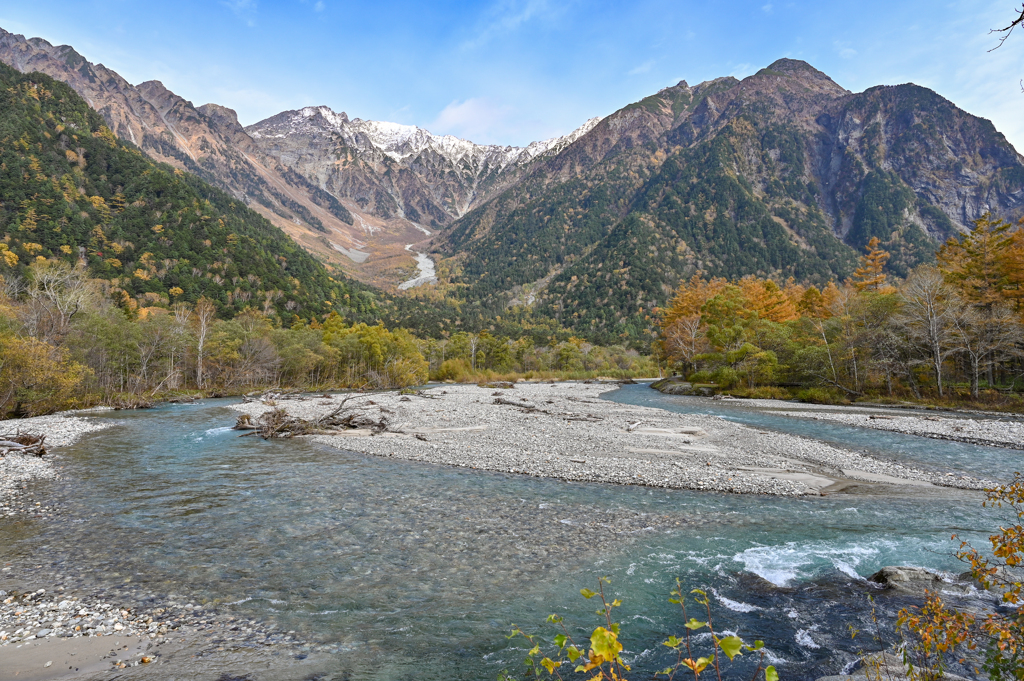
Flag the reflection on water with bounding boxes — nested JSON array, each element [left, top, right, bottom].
[[0, 392, 1003, 680]]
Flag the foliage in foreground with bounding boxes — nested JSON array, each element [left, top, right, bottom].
[[502, 577, 776, 681], [899, 473, 1024, 681]]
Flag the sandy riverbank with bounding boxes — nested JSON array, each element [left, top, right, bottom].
[[229, 382, 992, 496]]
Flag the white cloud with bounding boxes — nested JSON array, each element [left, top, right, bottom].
[[429, 97, 515, 143], [833, 41, 857, 59], [628, 59, 655, 76], [761, 3, 773, 13], [314, 1, 325, 11]]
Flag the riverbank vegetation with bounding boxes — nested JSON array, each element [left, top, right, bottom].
[[657, 215, 1024, 410], [0, 260, 654, 417]]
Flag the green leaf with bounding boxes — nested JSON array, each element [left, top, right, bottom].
[[567, 646, 582, 662], [590, 626, 623, 661], [611, 599, 622, 607], [753, 640, 765, 650], [528, 645, 540, 656], [684, 618, 707, 630], [765, 665, 779, 681], [668, 597, 681, 604], [719, 635, 744, 661], [580, 588, 597, 599], [663, 635, 681, 648], [541, 657, 558, 674], [546, 614, 562, 624], [554, 634, 567, 649]]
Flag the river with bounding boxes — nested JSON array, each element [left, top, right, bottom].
[[0, 385, 1009, 680]]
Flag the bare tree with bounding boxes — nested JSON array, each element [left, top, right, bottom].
[[193, 297, 217, 389], [25, 260, 93, 343], [898, 267, 960, 397], [663, 315, 706, 376], [952, 302, 1022, 397]]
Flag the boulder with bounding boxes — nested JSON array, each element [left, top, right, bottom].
[[815, 652, 972, 681], [867, 566, 971, 595]]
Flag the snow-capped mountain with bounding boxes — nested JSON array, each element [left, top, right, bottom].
[[247, 106, 601, 224]]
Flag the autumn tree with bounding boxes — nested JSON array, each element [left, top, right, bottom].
[[850, 236, 892, 292]]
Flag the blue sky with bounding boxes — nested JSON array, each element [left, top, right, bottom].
[[1, 1, 1022, 151]]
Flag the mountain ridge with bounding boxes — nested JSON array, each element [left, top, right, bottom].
[[430, 57, 1024, 341]]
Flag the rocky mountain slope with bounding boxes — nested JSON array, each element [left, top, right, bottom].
[[433, 59, 1024, 341], [0, 27, 604, 290], [247, 106, 600, 227], [0, 28, 431, 286], [0, 60, 360, 320]]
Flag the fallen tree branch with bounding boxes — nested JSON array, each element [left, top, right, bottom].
[[0, 431, 47, 456]]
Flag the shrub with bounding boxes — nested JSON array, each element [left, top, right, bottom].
[[795, 387, 850, 405]]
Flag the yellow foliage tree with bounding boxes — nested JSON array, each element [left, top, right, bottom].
[[850, 237, 892, 292], [0, 334, 90, 417]]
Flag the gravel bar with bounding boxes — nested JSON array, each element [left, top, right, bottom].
[[0, 411, 114, 517], [229, 383, 993, 496], [776, 410, 1024, 450]]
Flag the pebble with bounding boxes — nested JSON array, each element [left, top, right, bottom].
[[230, 383, 994, 497], [0, 413, 113, 515]]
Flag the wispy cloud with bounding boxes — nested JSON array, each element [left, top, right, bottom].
[[628, 59, 655, 76], [833, 40, 857, 59], [461, 0, 569, 50], [221, 0, 257, 26], [429, 97, 515, 143], [314, 1, 325, 11], [761, 3, 773, 13]]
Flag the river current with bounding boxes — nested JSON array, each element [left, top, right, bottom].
[[1, 384, 1016, 680]]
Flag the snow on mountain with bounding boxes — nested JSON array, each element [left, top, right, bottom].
[[249, 105, 602, 171]]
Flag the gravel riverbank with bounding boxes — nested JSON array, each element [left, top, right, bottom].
[[775, 409, 1024, 450], [229, 382, 993, 496], [0, 412, 114, 518]]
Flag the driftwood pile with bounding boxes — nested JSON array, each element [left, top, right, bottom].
[[0, 432, 47, 456], [234, 396, 394, 439]]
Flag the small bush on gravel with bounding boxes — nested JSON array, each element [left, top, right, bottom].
[[796, 387, 850, 405]]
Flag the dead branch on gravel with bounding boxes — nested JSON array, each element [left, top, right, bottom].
[[0, 432, 47, 456], [253, 396, 393, 439], [491, 397, 602, 422]]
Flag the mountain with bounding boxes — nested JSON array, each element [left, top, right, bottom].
[[432, 59, 1024, 342], [0, 28, 404, 282], [0, 60, 365, 319], [246, 106, 600, 227]]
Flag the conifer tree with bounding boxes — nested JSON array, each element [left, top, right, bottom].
[[850, 237, 891, 292]]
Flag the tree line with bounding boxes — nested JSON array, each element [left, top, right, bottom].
[[0, 259, 653, 417], [658, 214, 1024, 405]]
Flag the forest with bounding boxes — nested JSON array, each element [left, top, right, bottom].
[[0, 257, 653, 417], [658, 214, 1024, 406]]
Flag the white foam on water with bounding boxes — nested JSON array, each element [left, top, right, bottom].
[[732, 539, 897, 586], [711, 588, 759, 612], [204, 427, 233, 436], [795, 629, 820, 649]]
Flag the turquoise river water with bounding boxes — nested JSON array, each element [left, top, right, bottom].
[[1, 384, 1020, 680]]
